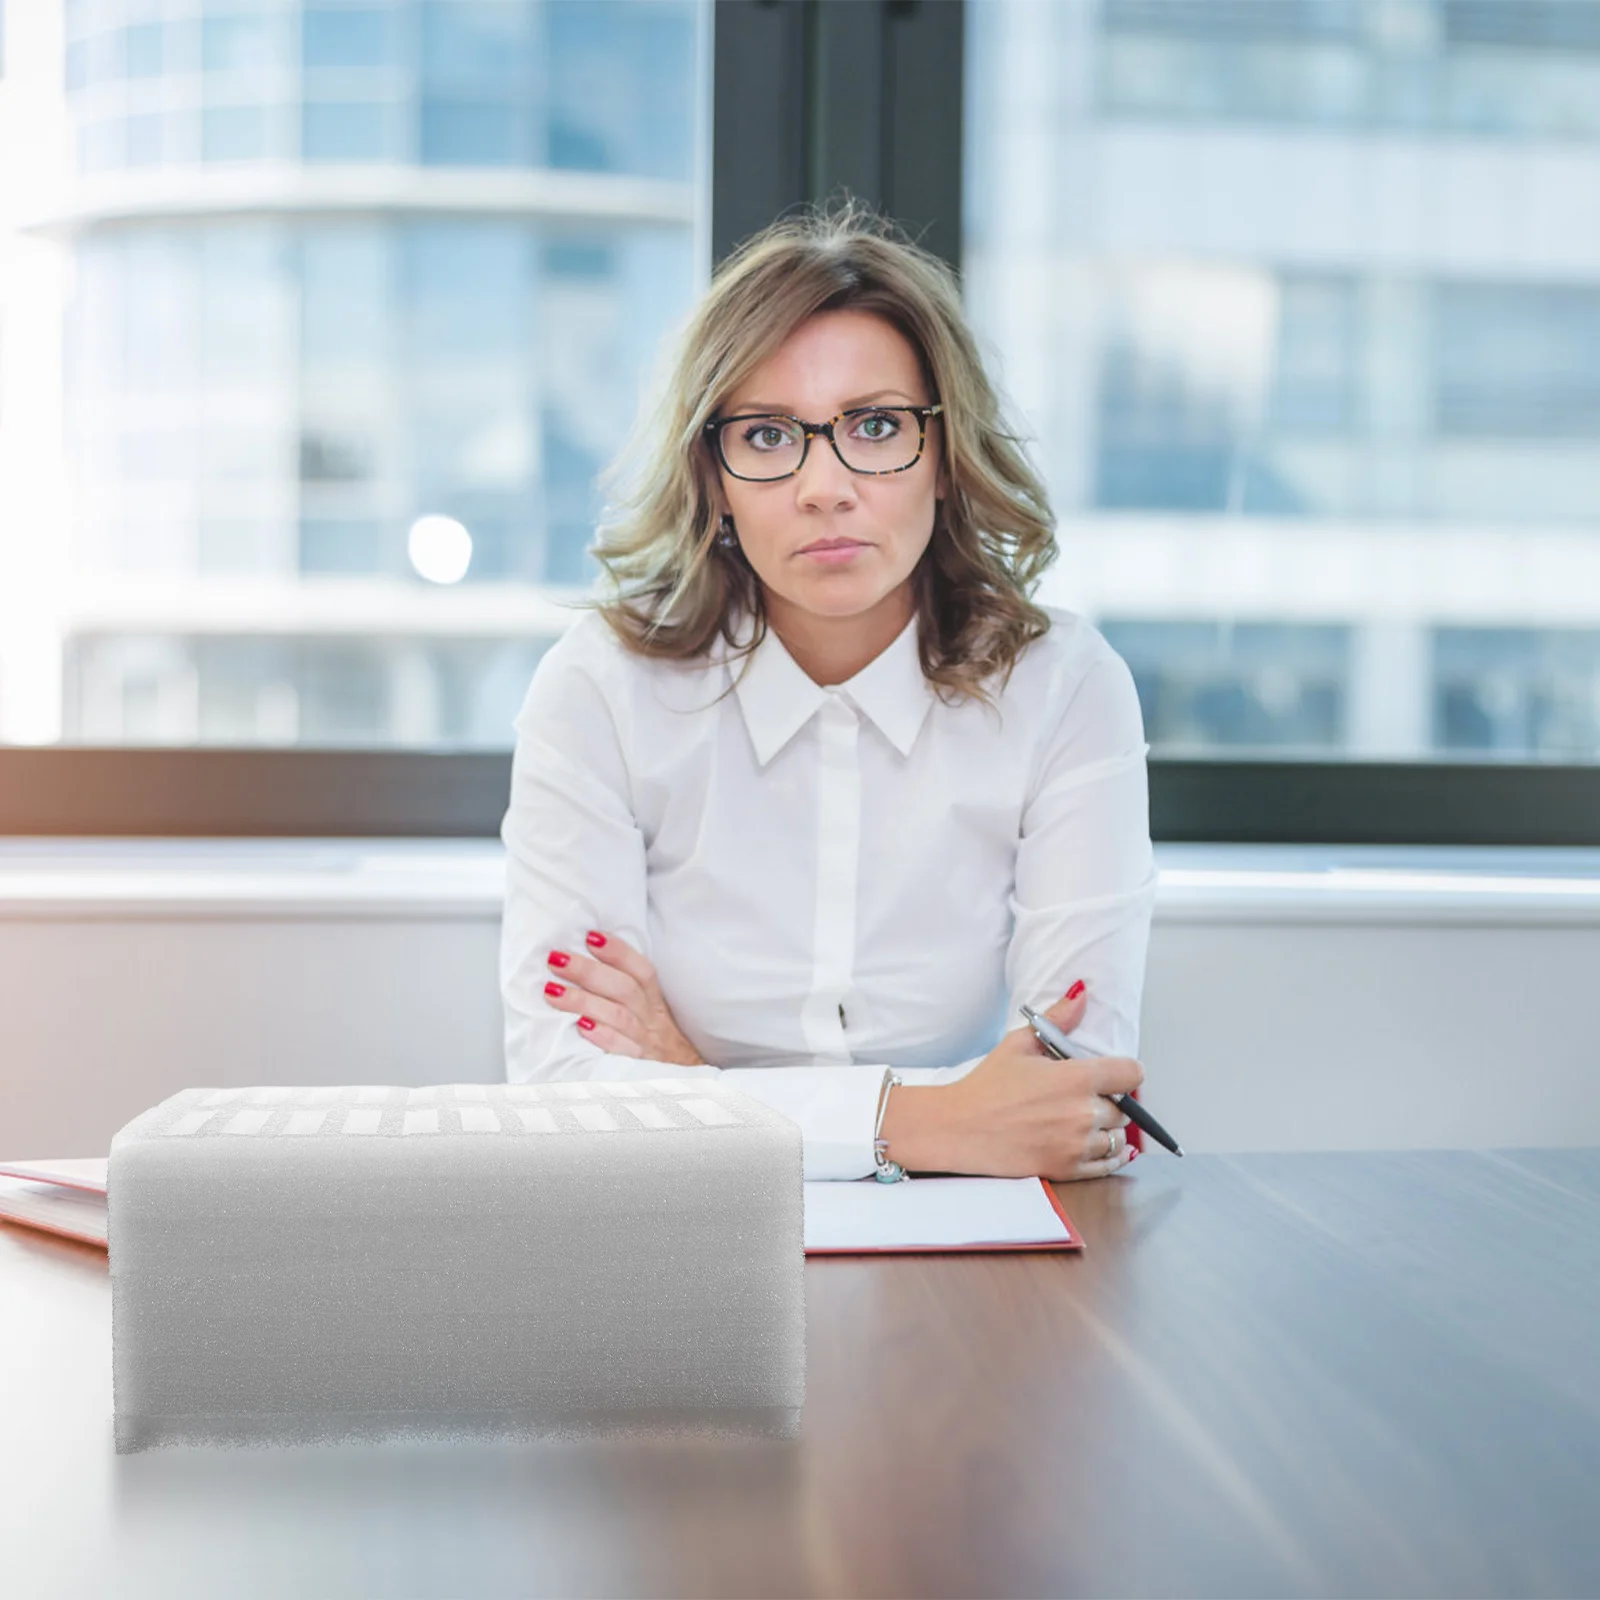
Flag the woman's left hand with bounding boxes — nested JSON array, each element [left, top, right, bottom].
[[543, 931, 705, 1065]]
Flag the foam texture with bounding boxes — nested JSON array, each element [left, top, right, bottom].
[[109, 1080, 805, 1452]]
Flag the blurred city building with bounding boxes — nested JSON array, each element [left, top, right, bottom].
[[0, 0, 706, 745], [3, 0, 1599, 759], [966, 0, 1600, 758]]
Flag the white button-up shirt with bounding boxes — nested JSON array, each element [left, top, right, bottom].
[[500, 602, 1157, 1180]]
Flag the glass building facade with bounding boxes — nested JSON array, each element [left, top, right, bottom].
[[1, 0, 705, 746], [63, 0, 699, 174], [965, 0, 1600, 760], [6, 0, 1600, 759]]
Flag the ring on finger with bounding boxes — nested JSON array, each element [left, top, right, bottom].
[[1104, 1126, 1122, 1160]]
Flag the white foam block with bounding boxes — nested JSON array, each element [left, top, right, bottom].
[[109, 1081, 804, 1452]]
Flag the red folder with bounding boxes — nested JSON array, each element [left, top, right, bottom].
[[0, 1160, 110, 1248]]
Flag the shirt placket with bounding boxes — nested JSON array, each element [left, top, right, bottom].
[[800, 691, 859, 1062]]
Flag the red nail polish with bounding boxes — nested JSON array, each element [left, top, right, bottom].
[[1066, 979, 1086, 1000], [548, 950, 569, 968], [544, 981, 565, 998], [577, 1016, 595, 1031], [1125, 1147, 1139, 1163], [585, 931, 607, 948]]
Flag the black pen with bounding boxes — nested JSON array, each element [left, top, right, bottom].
[[1018, 1004, 1184, 1156]]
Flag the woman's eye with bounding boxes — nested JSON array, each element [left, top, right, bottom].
[[852, 410, 901, 441], [743, 421, 796, 451]]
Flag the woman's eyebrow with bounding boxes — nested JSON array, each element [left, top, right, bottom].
[[724, 389, 920, 414], [838, 389, 920, 409]]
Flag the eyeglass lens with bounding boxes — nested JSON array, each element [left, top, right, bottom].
[[718, 408, 925, 480]]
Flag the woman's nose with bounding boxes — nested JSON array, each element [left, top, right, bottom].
[[793, 434, 859, 510]]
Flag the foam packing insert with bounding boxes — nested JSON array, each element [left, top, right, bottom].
[[109, 1080, 805, 1452]]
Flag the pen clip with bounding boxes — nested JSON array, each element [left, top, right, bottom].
[[1018, 1003, 1071, 1060]]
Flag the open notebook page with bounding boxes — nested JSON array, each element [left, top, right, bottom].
[[803, 1176, 1079, 1253]]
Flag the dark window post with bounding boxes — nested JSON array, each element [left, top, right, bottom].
[[712, 0, 964, 268]]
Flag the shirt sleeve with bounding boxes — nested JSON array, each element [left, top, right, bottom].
[[1003, 629, 1159, 1061], [500, 632, 722, 1092], [717, 1065, 889, 1182], [499, 631, 880, 1179], [871, 628, 1159, 1142]]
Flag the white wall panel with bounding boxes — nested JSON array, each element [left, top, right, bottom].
[[3, 845, 1595, 1158]]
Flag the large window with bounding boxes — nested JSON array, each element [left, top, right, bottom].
[[964, 0, 1600, 764], [1, 0, 705, 748], [5, 0, 1600, 841]]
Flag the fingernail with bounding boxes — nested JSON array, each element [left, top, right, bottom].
[[1066, 979, 1086, 1000], [577, 1016, 596, 1031], [548, 950, 570, 968], [544, 981, 565, 998], [1125, 1147, 1139, 1163], [585, 931, 607, 948]]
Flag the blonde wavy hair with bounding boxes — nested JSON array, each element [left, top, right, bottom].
[[579, 201, 1060, 710]]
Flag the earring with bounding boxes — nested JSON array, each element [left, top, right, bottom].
[[717, 515, 737, 548]]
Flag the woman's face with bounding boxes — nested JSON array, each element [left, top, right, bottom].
[[713, 309, 943, 635]]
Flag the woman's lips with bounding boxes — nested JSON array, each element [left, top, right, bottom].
[[800, 541, 867, 564]]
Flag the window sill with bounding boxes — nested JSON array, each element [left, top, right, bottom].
[[0, 839, 506, 920], [1154, 843, 1600, 926], [3, 839, 1600, 926]]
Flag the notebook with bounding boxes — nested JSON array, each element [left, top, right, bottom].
[[803, 1176, 1081, 1253], [0, 1159, 1082, 1255]]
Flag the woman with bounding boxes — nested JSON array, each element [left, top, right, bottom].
[[500, 205, 1155, 1183]]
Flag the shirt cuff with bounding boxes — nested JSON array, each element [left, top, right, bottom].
[[719, 1064, 888, 1182]]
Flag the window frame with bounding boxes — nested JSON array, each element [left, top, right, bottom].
[[4, 0, 1600, 845], [2, 745, 1598, 845]]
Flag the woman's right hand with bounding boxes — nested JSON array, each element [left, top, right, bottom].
[[879, 984, 1144, 1181]]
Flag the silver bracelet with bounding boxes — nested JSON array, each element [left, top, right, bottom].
[[872, 1068, 909, 1183]]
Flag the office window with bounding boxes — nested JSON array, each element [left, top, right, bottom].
[[3, 0, 708, 750], [302, 7, 396, 72], [1100, 0, 1369, 128], [124, 110, 167, 166], [419, 100, 526, 167], [1102, 620, 1351, 750], [1096, 0, 1600, 140], [63, 215, 690, 582], [1433, 286, 1600, 438], [202, 103, 274, 162], [420, 0, 531, 92], [548, 0, 700, 178], [63, 634, 553, 748], [302, 100, 398, 161], [122, 21, 164, 78], [1434, 628, 1600, 757], [419, 1, 532, 165], [202, 14, 288, 77], [965, 0, 1600, 763]]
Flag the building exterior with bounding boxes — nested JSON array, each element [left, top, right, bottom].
[[966, 0, 1600, 758], [0, 0, 706, 746], [4, 0, 1600, 760]]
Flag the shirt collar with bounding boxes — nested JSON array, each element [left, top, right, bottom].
[[728, 608, 936, 767]]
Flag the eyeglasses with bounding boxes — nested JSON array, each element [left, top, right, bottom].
[[705, 404, 944, 482]]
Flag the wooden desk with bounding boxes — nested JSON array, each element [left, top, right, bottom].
[[4, 1150, 1598, 1599]]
